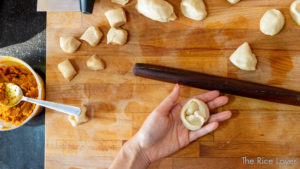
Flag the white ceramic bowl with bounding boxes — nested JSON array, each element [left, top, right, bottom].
[[0, 56, 45, 131]]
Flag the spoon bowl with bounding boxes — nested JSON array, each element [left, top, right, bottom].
[[2, 83, 24, 107]]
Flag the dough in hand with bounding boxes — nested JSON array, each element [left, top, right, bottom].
[[60, 37, 81, 53], [229, 42, 257, 71], [180, 98, 210, 130], [136, 0, 176, 22], [68, 105, 89, 127], [227, 0, 240, 4], [112, 0, 129, 5], [107, 27, 128, 45], [290, 0, 300, 26], [181, 0, 207, 21], [260, 9, 285, 36], [80, 26, 103, 47], [87, 55, 105, 71], [58, 59, 77, 81], [105, 8, 127, 27]]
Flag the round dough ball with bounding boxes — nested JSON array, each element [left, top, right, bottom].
[[186, 101, 199, 115], [290, 0, 300, 26], [260, 9, 285, 36], [136, 0, 176, 22], [227, 0, 240, 4], [181, 0, 207, 21], [229, 42, 257, 71], [60, 37, 81, 53], [180, 98, 210, 130]]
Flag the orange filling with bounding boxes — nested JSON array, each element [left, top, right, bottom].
[[0, 65, 38, 126], [0, 83, 9, 105]]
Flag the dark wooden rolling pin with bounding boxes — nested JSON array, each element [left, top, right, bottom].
[[133, 63, 300, 106]]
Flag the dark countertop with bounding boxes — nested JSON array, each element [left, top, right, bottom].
[[0, 0, 46, 169]]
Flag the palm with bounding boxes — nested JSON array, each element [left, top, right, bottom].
[[136, 84, 232, 162]]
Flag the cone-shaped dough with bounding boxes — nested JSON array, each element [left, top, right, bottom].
[[260, 9, 285, 36], [180, 0, 207, 21], [290, 0, 300, 26], [80, 26, 103, 47], [68, 105, 89, 127], [180, 98, 210, 131], [86, 55, 105, 71], [107, 27, 128, 45], [227, 0, 240, 4], [229, 42, 257, 71], [136, 0, 176, 22]]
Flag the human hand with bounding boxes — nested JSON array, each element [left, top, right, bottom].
[[134, 84, 232, 162]]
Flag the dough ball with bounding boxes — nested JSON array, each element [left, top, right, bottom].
[[136, 0, 176, 22], [227, 0, 240, 4], [181, 0, 207, 21], [59, 37, 81, 53], [180, 98, 210, 130], [80, 26, 103, 47], [260, 9, 285, 36], [229, 42, 257, 71], [290, 0, 300, 26], [107, 27, 128, 45], [68, 105, 89, 127], [186, 114, 205, 126], [112, 0, 129, 5], [57, 59, 77, 81], [105, 8, 127, 28], [87, 55, 105, 71]]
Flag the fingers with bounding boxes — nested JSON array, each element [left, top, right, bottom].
[[154, 84, 180, 115], [179, 90, 220, 106], [208, 110, 232, 123], [189, 121, 219, 142], [188, 111, 231, 142], [195, 90, 220, 102], [207, 96, 229, 110]]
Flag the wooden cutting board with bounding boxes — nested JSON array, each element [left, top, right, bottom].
[[45, 0, 300, 168]]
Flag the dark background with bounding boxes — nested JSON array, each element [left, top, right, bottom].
[[0, 0, 46, 168]]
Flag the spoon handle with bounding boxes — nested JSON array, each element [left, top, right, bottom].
[[22, 97, 81, 116]]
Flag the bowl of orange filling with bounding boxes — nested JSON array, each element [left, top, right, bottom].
[[0, 56, 45, 131]]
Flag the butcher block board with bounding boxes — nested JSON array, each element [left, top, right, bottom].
[[45, 0, 300, 168]]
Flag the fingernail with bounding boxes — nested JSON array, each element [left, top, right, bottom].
[[175, 83, 179, 90]]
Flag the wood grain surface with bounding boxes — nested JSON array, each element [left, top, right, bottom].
[[45, 0, 300, 168]]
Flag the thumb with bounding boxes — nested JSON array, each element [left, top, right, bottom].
[[154, 84, 180, 115]]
